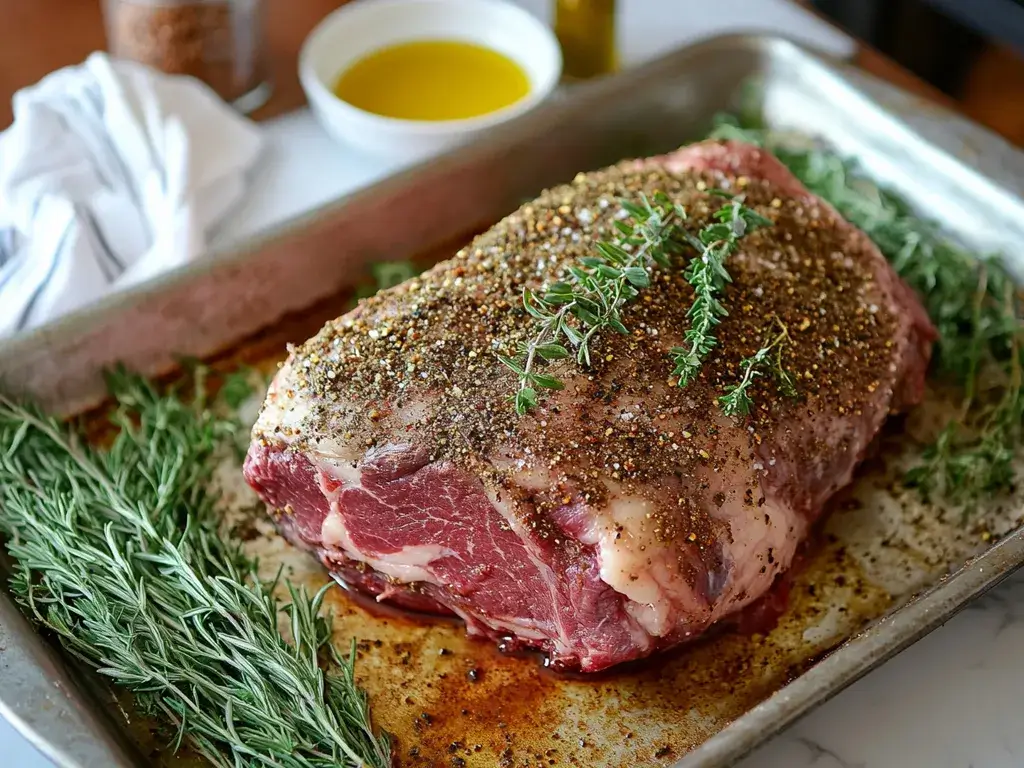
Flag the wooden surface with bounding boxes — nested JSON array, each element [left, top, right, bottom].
[[0, 0, 351, 127], [1, 0, 1022, 146]]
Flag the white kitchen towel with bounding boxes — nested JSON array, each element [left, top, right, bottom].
[[0, 52, 263, 335]]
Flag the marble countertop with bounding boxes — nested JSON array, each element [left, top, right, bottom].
[[3, 2, 1023, 767], [740, 569, 1024, 768]]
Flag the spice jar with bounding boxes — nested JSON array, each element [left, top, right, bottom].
[[103, 0, 270, 112]]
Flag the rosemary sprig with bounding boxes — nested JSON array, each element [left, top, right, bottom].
[[499, 192, 687, 414], [711, 113, 1024, 507], [719, 319, 794, 417], [0, 369, 391, 768], [671, 196, 773, 386]]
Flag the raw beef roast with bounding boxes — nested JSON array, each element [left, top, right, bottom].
[[244, 140, 934, 672]]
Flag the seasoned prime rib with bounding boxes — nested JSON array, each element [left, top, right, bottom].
[[244, 140, 934, 672]]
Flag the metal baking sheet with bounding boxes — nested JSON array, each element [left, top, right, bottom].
[[2, 34, 1024, 768]]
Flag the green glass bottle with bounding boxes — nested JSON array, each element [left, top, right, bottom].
[[555, 0, 617, 80]]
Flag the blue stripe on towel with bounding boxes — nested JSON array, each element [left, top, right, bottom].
[[0, 232, 24, 293], [16, 221, 73, 331], [0, 258, 18, 294], [75, 87, 153, 244], [79, 206, 124, 279]]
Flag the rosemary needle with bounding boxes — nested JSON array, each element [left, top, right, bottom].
[[0, 368, 391, 768]]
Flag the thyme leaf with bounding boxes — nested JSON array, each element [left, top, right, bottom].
[[0, 368, 391, 768], [502, 191, 773, 414], [502, 192, 688, 414], [670, 197, 772, 386], [719, 319, 794, 418]]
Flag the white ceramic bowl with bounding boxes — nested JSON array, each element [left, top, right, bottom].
[[299, 0, 563, 160]]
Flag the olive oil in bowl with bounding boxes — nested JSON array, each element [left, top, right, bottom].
[[332, 40, 531, 121], [301, 0, 562, 157]]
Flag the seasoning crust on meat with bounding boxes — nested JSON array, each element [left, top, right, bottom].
[[245, 140, 933, 671]]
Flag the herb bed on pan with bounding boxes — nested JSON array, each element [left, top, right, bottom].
[[0, 113, 1021, 767]]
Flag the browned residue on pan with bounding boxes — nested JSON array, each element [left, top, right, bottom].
[[231, 500, 890, 768], [102, 262, 1020, 768]]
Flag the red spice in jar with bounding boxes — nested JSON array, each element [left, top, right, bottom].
[[104, 0, 269, 111]]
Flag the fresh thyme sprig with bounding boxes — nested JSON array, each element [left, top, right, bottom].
[[351, 259, 420, 307], [0, 369, 391, 768], [357, 260, 419, 298], [711, 113, 1024, 507], [499, 192, 688, 414], [670, 196, 773, 386], [719, 319, 795, 418], [905, 282, 1023, 507]]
